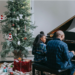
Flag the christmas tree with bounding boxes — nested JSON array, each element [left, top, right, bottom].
[[0, 0, 36, 58]]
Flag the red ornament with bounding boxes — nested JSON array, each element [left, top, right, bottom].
[[24, 37, 27, 40], [1, 15, 3, 17], [10, 72, 13, 75], [1, 18, 3, 19], [8, 33, 13, 41], [0, 15, 4, 20], [12, 24, 15, 26], [18, 57, 22, 61]]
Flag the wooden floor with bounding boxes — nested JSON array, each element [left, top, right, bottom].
[[0, 63, 3, 68]]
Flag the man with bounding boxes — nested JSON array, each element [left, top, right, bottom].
[[47, 30, 75, 75]]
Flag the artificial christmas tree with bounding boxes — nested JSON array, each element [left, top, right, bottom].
[[0, 0, 36, 58]]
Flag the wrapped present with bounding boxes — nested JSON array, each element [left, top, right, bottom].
[[13, 59, 32, 72]]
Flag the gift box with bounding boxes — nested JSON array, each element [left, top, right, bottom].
[[13, 59, 32, 72]]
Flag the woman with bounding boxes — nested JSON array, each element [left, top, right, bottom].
[[40, 31, 45, 35], [32, 34, 47, 64]]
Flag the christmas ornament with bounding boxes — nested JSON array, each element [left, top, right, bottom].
[[24, 37, 27, 40], [19, 14, 23, 19], [17, 28, 20, 30], [15, 33, 17, 36], [18, 41, 20, 45], [1, 15, 3, 17], [16, 17, 19, 21], [8, 33, 13, 41], [0, 15, 4, 20], [12, 24, 14, 26], [8, 33, 12, 39], [18, 57, 22, 61], [25, 25, 26, 31]]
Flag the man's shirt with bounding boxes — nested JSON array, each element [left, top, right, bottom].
[[47, 38, 74, 69], [32, 42, 47, 62]]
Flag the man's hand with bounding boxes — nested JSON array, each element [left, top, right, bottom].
[[71, 51, 75, 55]]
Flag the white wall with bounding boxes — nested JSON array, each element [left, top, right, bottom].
[[0, 1, 7, 15], [34, 1, 75, 36]]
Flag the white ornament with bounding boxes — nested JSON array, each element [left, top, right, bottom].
[[15, 33, 17, 36], [16, 17, 19, 21], [17, 28, 20, 30], [18, 41, 20, 45], [19, 14, 23, 19]]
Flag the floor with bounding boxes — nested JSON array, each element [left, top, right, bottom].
[[0, 63, 75, 75]]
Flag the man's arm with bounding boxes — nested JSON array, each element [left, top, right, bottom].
[[69, 51, 75, 59], [63, 44, 74, 61]]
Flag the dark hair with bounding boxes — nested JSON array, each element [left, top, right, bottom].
[[40, 31, 44, 35], [33, 34, 44, 47]]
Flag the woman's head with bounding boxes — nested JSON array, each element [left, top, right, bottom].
[[40, 35, 46, 43], [33, 34, 46, 47], [40, 31, 45, 35]]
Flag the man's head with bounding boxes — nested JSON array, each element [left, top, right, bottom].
[[55, 30, 65, 40]]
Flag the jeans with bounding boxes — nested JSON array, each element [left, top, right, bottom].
[[63, 61, 75, 75]]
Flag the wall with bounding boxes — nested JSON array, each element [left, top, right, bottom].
[[0, 1, 7, 52], [0, 1, 7, 15], [34, 1, 75, 36]]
